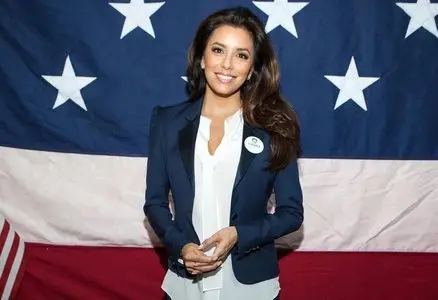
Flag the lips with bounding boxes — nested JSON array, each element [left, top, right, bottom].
[[216, 73, 235, 84]]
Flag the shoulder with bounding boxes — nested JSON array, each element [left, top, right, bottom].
[[151, 99, 195, 121], [149, 99, 201, 134], [248, 124, 271, 143]]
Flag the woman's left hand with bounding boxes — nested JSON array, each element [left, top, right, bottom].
[[199, 226, 238, 261]]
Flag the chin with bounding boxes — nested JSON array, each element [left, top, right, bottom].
[[209, 86, 240, 98]]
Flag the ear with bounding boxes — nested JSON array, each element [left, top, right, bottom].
[[247, 67, 253, 80], [200, 57, 205, 69]]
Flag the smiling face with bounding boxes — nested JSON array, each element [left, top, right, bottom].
[[201, 25, 254, 100]]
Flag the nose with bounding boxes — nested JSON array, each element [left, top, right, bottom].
[[221, 54, 233, 70]]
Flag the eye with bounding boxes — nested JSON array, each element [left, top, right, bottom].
[[238, 53, 249, 60], [212, 47, 223, 54]]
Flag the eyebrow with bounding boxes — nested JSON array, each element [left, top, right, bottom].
[[211, 42, 251, 54]]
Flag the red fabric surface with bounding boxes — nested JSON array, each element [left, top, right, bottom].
[[16, 244, 438, 300]]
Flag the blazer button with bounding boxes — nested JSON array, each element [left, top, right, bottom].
[[231, 213, 238, 220]]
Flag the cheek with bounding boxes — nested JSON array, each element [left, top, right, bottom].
[[235, 64, 251, 77], [204, 56, 221, 69], [234, 59, 251, 71]]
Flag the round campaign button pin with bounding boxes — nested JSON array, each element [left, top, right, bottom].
[[244, 136, 264, 154]]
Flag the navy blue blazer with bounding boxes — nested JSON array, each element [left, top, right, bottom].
[[144, 98, 303, 284]]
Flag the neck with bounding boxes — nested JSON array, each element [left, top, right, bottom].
[[201, 88, 241, 119]]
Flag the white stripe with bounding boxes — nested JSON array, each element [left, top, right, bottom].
[[0, 146, 437, 251], [0, 220, 14, 275], [1, 238, 25, 300], [275, 158, 438, 251], [0, 146, 153, 247]]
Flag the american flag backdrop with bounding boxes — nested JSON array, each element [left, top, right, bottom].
[[1, 0, 438, 299]]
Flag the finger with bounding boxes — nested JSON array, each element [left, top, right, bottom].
[[218, 250, 230, 261], [200, 234, 221, 251], [187, 261, 213, 269], [196, 261, 223, 273], [191, 260, 216, 267], [186, 267, 200, 275], [211, 241, 227, 260], [186, 250, 212, 263], [185, 261, 206, 272], [192, 250, 217, 263], [186, 259, 217, 274], [185, 251, 215, 265]]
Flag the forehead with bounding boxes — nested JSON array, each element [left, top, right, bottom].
[[207, 25, 254, 48]]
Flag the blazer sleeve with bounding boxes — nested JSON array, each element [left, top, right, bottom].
[[144, 106, 190, 260], [234, 157, 303, 258]]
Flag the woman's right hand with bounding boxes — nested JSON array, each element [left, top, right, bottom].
[[181, 243, 222, 275]]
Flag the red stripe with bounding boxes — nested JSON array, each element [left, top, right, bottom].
[[8, 240, 27, 300], [0, 233, 19, 295], [0, 218, 27, 300], [16, 244, 438, 300], [0, 219, 10, 254]]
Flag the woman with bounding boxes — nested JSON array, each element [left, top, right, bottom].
[[144, 6, 303, 300]]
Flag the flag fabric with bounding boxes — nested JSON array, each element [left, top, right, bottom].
[[0, 215, 27, 300], [0, 0, 438, 299]]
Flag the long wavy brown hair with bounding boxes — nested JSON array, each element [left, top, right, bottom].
[[186, 6, 300, 171]]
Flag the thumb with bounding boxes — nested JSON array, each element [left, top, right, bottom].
[[199, 234, 220, 250]]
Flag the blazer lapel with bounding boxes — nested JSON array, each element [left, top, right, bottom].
[[178, 119, 198, 192], [178, 99, 203, 192], [233, 123, 264, 191]]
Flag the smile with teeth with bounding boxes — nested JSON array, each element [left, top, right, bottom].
[[216, 73, 235, 83]]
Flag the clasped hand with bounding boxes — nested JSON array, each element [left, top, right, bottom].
[[181, 226, 238, 275]]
